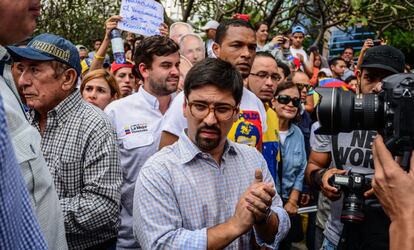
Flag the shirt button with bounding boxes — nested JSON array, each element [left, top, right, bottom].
[[202, 154, 209, 159]]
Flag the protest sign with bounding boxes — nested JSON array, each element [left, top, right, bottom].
[[118, 0, 164, 36]]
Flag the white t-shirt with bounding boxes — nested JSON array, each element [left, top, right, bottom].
[[279, 130, 288, 145], [161, 87, 267, 150], [290, 47, 308, 62]]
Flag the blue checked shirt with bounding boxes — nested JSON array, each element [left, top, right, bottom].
[[133, 132, 290, 249], [0, 93, 47, 249]]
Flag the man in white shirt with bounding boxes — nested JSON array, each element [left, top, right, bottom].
[[202, 20, 219, 58], [104, 35, 180, 249], [159, 19, 267, 151], [289, 25, 308, 63]]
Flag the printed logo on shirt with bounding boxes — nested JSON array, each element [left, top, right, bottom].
[[228, 110, 262, 149], [335, 130, 376, 169], [123, 123, 149, 136], [124, 126, 131, 135]]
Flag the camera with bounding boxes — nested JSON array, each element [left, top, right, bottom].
[[316, 73, 414, 170], [328, 172, 371, 223]]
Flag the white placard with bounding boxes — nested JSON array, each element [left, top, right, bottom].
[[118, 0, 164, 37]]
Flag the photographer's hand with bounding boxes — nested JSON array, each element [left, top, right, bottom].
[[372, 135, 414, 221], [321, 168, 347, 201], [372, 135, 414, 250]]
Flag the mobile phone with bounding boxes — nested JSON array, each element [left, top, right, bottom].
[[373, 39, 381, 46]]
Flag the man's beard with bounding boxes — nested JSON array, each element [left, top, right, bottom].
[[195, 125, 221, 151], [148, 76, 178, 96]]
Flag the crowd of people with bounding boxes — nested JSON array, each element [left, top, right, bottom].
[[1, 0, 414, 250]]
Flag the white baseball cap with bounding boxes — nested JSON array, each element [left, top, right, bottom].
[[202, 20, 220, 31]]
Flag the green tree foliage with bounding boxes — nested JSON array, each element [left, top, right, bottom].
[[35, 0, 414, 55], [36, 0, 121, 49]]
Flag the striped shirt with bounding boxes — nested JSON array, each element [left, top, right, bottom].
[[29, 90, 122, 249], [134, 132, 290, 249]]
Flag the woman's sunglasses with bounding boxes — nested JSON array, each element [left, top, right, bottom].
[[275, 95, 301, 107], [295, 83, 314, 92]]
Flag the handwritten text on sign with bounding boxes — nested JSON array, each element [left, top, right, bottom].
[[118, 0, 164, 37]]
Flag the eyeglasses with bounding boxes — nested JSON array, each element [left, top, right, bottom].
[[275, 95, 301, 107], [295, 83, 313, 92], [187, 101, 238, 121], [250, 72, 282, 83]]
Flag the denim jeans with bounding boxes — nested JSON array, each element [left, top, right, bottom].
[[320, 237, 337, 250]]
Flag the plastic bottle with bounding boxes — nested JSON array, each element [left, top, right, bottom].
[[110, 29, 126, 64]]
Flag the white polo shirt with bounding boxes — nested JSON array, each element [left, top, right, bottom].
[[104, 87, 174, 249], [161, 87, 267, 150]]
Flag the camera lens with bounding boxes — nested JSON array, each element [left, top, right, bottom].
[[315, 87, 383, 134], [341, 193, 365, 223]]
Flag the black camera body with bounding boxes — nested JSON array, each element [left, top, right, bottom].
[[316, 73, 414, 170], [316, 73, 414, 223], [328, 173, 371, 223]]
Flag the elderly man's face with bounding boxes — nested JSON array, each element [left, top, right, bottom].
[[0, 0, 40, 45], [18, 60, 70, 114], [184, 84, 238, 152], [181, 36, 205, 64], [170, 24, 191, 44]]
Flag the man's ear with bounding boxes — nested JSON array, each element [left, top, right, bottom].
[[138, 63, 149, 80], [232, 107, 240, 122], [61, 68, 77, 91], [212, 42, 220, 58]]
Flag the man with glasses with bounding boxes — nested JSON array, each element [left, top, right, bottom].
[[134, 58, 290, 249], [159, 19, 267, 151], [246, 52, 282, 182], [289, 71, 314, 156]]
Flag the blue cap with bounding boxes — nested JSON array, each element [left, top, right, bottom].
[[291, 25, 305, 35], [7, 34, 82, 77]]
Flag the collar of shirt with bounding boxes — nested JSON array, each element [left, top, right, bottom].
[[286, 124, 296, 137], [138, 86, 160, 110], [177, 130, 237, 165], [30, 90, 82, 125]]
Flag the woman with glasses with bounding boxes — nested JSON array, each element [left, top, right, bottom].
[[272, 80, 307, 250]]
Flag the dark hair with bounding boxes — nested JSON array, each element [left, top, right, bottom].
[[255, 51, 276, 61], [342, 47, 354, 55], [276, 60, 291, 78], [134, 35, 180, 79], [93, 39, 102, 44], [184, 58, 244, 105], [215, 19, 255, 44], [329, 56, 346, 67], [254, 21, 268, 31], [275, 80, 300, 96], [124, 42, 131, 51]]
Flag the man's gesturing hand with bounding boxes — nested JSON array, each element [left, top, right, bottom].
[[244, 169, 276, 224]]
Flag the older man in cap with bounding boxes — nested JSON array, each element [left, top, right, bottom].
[[8, 33, 122, 250]]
